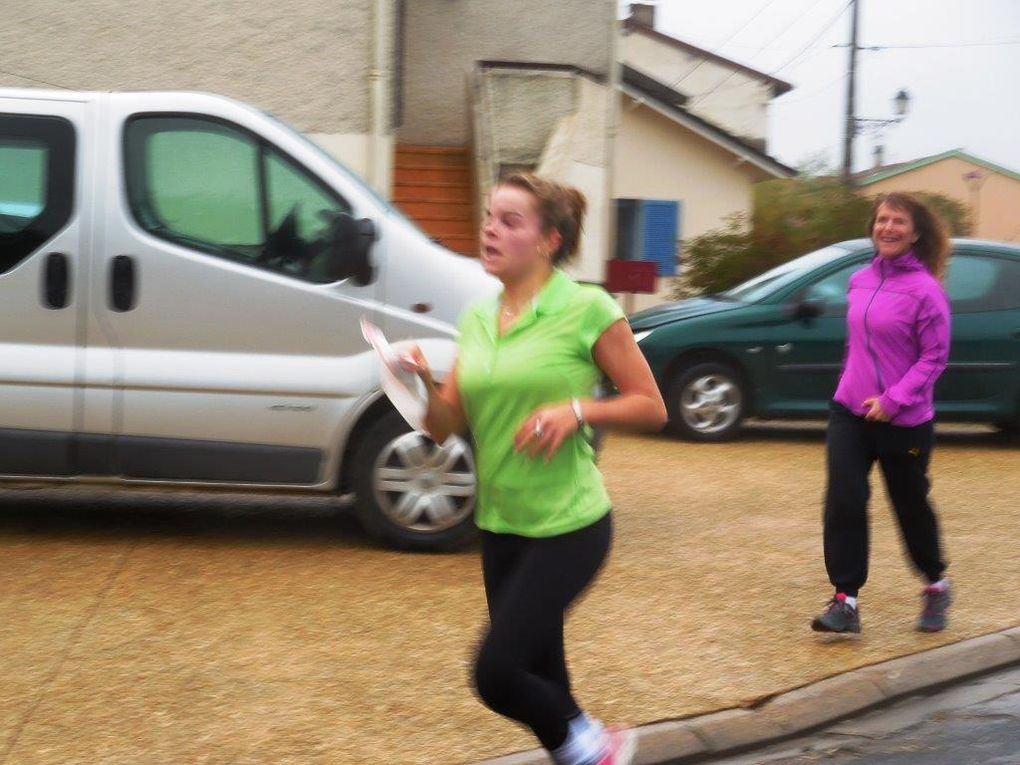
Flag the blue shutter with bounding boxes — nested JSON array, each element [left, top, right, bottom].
[[639, 199, 679, 276]]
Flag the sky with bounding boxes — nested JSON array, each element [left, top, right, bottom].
[[619, 0, 1020, 174]]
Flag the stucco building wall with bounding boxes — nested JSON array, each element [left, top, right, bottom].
[[0, 0, 400, 193], [537, 77, 612, 283], [0, 0, 381, 135], [400, 0, 614, 146], [483, 71, 579, 166]]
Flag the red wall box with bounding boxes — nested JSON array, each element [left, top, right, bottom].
[[604, 259, 657, 293]]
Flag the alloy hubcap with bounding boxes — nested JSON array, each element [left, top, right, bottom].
[[372, 432, 476, 532], [680, 374, 742, 433]]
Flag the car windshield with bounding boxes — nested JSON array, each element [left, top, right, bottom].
[[721, 244, 856, 302]]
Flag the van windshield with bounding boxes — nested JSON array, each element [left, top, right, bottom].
[[257, 109, 433, 239], [721, 244, 857, 303]]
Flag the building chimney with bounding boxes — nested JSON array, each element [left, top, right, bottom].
[[873, 144, 885, 169], [630, 3, 656, 28]]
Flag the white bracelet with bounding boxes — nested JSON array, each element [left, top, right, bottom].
[[570, 397, 585, 428]]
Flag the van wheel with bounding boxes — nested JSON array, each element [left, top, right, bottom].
[[666, 361, 745, 441], [352, 410, 477, 551]]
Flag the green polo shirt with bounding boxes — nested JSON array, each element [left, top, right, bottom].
[[457, 269, 624, 537]]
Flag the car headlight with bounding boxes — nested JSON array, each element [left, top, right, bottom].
[[632, 329, 653, 345]]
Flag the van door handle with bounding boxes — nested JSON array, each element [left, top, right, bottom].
[[43, 252, 70, 309], [109, 255, 137, 312]]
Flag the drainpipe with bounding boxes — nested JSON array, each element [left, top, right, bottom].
[[603, 0, 621, 282], [367, 0, 392, 197]]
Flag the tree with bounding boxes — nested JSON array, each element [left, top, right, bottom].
[[675, 178, 971, 297]]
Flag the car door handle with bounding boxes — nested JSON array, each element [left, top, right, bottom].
[[109, 255, 137, 312], [776, 343, 793, 353], [42, 252, 70, 309]]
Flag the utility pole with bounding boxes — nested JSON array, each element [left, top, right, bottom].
[[841, 0, 859, 184]]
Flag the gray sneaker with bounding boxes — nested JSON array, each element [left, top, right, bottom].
[[811, 593, 861, 633], [917, 583, 951, 632]]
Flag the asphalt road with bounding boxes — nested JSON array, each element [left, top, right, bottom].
[[700, 665, 1020, 765]]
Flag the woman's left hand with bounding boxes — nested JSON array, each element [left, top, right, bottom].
[[514, 404, 579, 461], [862, 396, 890, 422]]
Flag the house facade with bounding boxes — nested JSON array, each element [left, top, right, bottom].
[[855, 150, 1020, 243], [613, 6, 794, 309]]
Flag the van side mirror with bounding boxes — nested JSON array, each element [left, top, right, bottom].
[[319, 211, 378, 286], [791, 298, 823, 320]]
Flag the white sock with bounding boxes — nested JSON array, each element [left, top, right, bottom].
[[844, 595, 858, 609], [928, 578, 949, 592], [552, 713, 604, 765]]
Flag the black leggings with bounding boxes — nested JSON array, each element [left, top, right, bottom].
[[473, 512, 612, 751], [824, 403, 947, 597]]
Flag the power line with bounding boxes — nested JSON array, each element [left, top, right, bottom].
[[689, 0, 850, 107], [772, 0, 854, 75], [669, 0, 781, 90], [854, 39, 1020, 50], [771, 71, 848, 106], [0, 68, 71, 90]]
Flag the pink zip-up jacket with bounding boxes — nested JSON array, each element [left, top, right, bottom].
[[833, 251, 951, 427]]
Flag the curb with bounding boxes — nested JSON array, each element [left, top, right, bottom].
[[472, 626, 1020, 765]]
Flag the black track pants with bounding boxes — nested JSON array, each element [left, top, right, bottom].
[[824, 403, 947, 597], [473, 512, 612, 751]]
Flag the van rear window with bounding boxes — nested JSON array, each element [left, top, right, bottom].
[[0, 115, 75, 275]]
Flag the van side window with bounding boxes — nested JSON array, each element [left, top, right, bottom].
[[124, 116, 353, 284], [0, 114, 75, 275]]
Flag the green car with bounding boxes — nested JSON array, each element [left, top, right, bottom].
[[630, 238, 1020, 440]]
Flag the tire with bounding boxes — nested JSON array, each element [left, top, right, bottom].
[[351, 409, 477, 551], [665, 361, 746, 441]]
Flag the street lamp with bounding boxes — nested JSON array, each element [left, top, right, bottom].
[[854, 88, 911, 134], [844, 89, 911, 183], [892, 88, 910, 118]]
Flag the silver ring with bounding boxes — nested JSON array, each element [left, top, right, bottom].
[[534, 422, 544, 437]]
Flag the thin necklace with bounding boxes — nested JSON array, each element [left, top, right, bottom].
[[500, 295, 536, 319], [501, 271, 552, 320], [500, 302, 523, 319]]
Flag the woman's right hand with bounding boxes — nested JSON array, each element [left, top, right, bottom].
[[399, 344, 438, 393], [400, 348, 465, 443]]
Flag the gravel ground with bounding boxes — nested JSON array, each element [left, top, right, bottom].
[[0, 423, 1016, 765]]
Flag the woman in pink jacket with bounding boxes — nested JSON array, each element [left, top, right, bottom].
[[811, 192, 952, 635]]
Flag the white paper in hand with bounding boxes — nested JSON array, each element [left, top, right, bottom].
[[360, 317, 427, 432]]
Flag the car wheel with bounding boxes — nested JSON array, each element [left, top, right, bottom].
[[666, 361, 745, 441], [352, 409, 477, 551]]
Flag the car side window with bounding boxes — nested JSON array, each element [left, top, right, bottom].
[[946, 254, 1020, 313], [801, 260, 864, 317], [0, 114, 75, 275], [124, 116, 353, 283]]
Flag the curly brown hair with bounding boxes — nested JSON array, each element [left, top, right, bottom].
[[867, 192, 951, 279], [498, 172, 587, 266]]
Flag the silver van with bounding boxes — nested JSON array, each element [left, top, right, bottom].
[[0, 88, 496, 550]]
